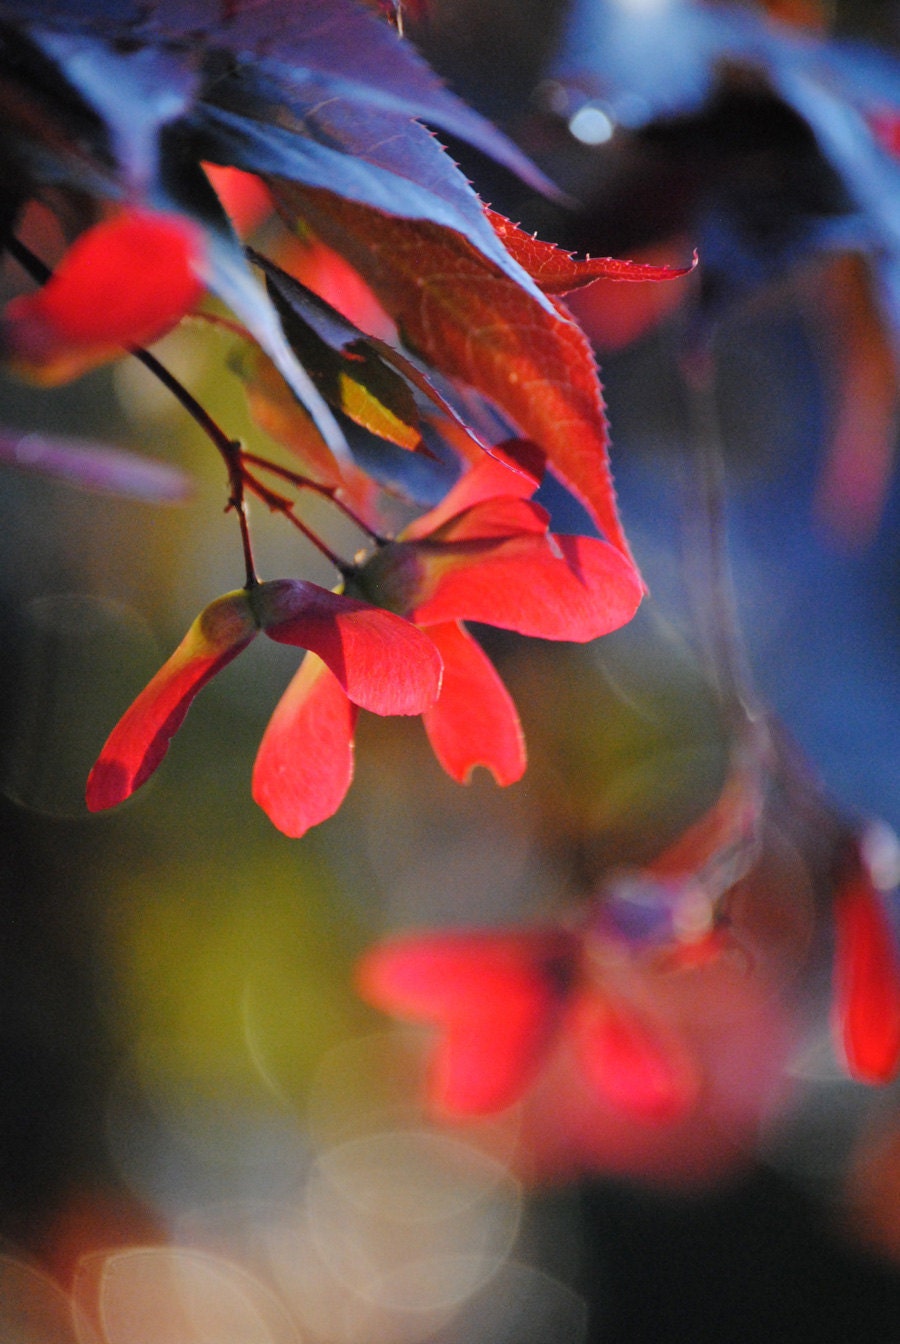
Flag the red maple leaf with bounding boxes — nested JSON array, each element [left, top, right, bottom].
[[270, 187, 652, 563], [483, 208, 696, 296]]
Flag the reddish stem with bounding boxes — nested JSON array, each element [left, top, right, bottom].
[[242, 468, 351, 574], [5, 234, 363, 583], [7, 233, 261, 589], [133, 347, 259, 588], [240, 450, 388, 543]]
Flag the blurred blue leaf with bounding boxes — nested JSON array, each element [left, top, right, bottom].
[[551, 0, 900, 337], [0, 0, 552, 192], [194, 102, 552, 304], [0, 0, 561, 456], [552, 0, 750, 126], [28, 29, 199, 193]]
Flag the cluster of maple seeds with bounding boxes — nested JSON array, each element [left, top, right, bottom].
[[3, 191, 899, 1133], [1, 199, 649, 837]]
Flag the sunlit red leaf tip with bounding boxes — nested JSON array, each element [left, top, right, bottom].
[[485, 208, 698, 296], [3, 209, 205, 384], [407, 527, 643, 642]]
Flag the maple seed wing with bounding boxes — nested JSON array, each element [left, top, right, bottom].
[[572, 997, 699, 1122], [402, 456, 545, 541], [833, 864, 900, 1083], [253, 653, 357, 839], [254, 579, 443, 715], [421, 621, 526, 786], [86, 591, 258, 810], [356, 930, 572, 1115], [409, 533, 644, 642]]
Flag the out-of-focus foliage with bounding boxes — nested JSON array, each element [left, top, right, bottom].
[[1, 2, 900, 1343]]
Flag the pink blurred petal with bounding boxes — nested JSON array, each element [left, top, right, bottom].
[[252, 579, 443, 715], [807, 254, 897, 549], [86, 591, 257, 809], [252, 654, 357, 838], [833, 866, 900, 1084], [410, 532, 643, 641], [421, 621, 526, 785], [572, 996, 698, 1123], [0, 430, 193, 503], [356, 929, 577, 1115]]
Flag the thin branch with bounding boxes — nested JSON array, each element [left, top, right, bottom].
[[7, 233, 261, 588], [673, 344, 773, 907], [6, 234, 52, 284], [241, 450, 389, 543], [678, 348, 756, 731], [128, 346, 258, 587], [242, 468, 352, 574]]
